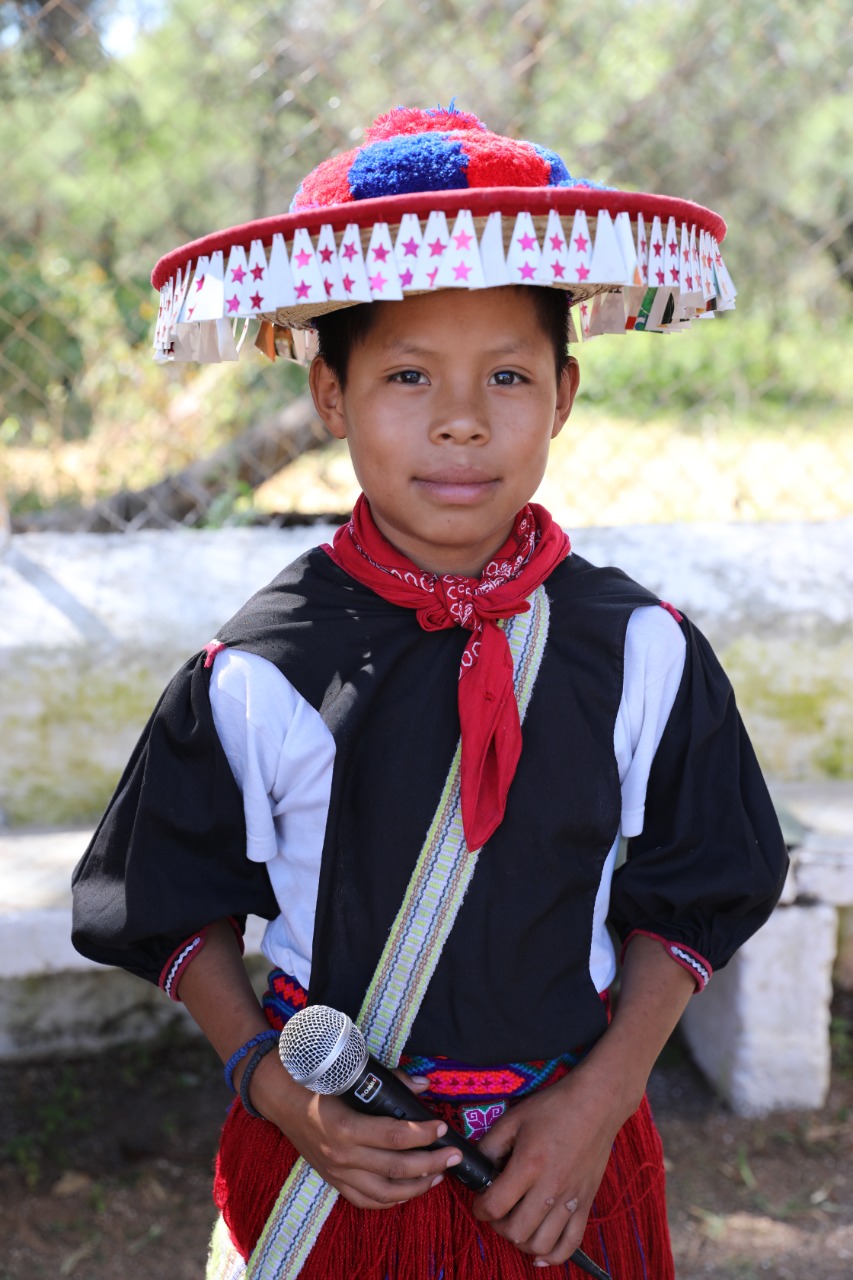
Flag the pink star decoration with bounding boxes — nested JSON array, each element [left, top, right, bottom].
[[576, 264, 590, 281], [295, 280, 310, 299], [368, 272, 387, 292], [341, 242, 358, 261], [573, 234, 588, 253], [453, 261, 472, 281], [372, 244, 390, 263], [251, 264, 265, 281], [549, 234, 564, 251], [295, 249, 311, 268], [319, 246, 334, 264], [342, 274, 355, 294], [249, 291, 264, 309], [518, 232, 537, 252], [453, 229, 474, 250], [231, 265, 246, 284], [428, 239, 446, 258], [402, 237, 419, 257], [226, 294, 240, 313], [519, 260, 536, 280], [400, 268, 414, 287]]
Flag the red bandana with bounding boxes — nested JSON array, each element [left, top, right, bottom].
[[325, 495, 571, 850]]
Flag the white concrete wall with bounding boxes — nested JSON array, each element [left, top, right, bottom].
[[1, 520, 851, 827]]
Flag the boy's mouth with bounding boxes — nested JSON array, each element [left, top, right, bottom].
[[415, 470, 498, 502]]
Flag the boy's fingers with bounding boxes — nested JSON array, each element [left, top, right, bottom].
[[390, 1067, 431, 1093], [339, 1111, 446, 1152]]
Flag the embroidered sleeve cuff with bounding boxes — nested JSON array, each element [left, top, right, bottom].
[[158, 917, 245, 1001], [620, 929, 712, 992]]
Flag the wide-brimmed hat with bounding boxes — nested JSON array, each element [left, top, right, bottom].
[[151, 103, 736, 364]]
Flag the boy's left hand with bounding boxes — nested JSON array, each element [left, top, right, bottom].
[[472, 1061, 631, 1268]]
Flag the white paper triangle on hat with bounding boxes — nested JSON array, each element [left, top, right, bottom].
[[337, 224, 372, 302], [290, 229, 327, 306], [614, 212, 642, 287], [663, 218, 680, 293], [565, 211, 593, 285], [266, 234, 297, 308], [154, 281, 170, 349], [243, 240, 272, 313], [698, 231, 716, 304], [505, 212, 542, 284], [314, 225, 346, 303], [394, 214, 423, 291], [410, 211, 450, 290], [536, 210, 571, 286], [224, 245, 250, 316], [588, 290, 631, 337], [648, 217, 666, 289], [635, 213, 648, 287], [435, 210, 487, 289], [192, 251, 226, 323], [366, 223, 404, 300], [478, 212, 511, 286], [588, 209, 629, 284], [215, 318, 241, 362], [712, 239, 737, 308], [169, 266, 191, 338], [577, 295, 593, 340]]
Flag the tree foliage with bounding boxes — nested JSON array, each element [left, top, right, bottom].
[[0, 0, 851, 487]]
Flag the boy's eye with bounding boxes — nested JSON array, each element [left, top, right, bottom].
[[490, 370, 527, 386], [389, 369, 427, 385]]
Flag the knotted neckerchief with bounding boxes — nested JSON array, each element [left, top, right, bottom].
[[324, 495, 571, 850]]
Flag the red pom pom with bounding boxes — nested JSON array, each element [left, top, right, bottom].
[[364, 105, 487, 143], [462, 133, 550, 189], [292, 148, 357, 210]]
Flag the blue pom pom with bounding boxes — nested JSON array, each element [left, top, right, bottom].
[[530, 143, 573, 186], [348, 133, 469, 200]]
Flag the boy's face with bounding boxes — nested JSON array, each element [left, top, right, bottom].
[[309, 287, 579, 576]]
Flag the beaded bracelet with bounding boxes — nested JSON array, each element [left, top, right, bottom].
[[240, 1038, 279, 1120], [224, 1029, 280, 1094]]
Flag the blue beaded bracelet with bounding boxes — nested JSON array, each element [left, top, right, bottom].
[[224, 1029, 280, 1094]]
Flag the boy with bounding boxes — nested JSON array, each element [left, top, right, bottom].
[[72, 106, 788, 1279]]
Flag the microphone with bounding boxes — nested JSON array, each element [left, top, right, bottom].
[[278, 1005, 612, 1280]]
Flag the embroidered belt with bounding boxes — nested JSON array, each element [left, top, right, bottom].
[[264, 967, 596, 1141]]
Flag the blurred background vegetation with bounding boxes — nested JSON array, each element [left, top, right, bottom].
[[1, 0, 851, 529]]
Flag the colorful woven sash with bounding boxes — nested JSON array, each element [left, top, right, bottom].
[[245, 585, 551, 1280]]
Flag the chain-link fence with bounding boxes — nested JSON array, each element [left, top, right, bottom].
[[1, 0, 852, 533]]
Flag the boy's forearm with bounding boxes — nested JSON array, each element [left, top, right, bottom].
[[175, 918, 299, 1111], [581, 934, 697, 1123]]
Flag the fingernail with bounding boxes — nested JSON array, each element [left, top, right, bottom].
[[534, 1262, 549, 1269], [431, 1174, 444, 1188], [446, 1152, 462, 1166], [436, 1122, 448, 1137], [410, 1075, 430, 1085]]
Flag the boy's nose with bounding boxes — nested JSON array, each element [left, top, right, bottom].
[[430, 391, 490, 443]]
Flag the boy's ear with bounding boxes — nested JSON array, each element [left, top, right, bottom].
[[551, 355, 580, 439], [309, 356, 348, 440]]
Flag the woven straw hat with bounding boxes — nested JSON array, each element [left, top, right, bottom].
[[151, 103, 736, 364]]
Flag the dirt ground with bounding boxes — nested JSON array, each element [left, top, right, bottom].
[[2, 992, 851, 1280]]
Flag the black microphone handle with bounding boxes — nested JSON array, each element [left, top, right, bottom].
[[341, 1056, 494, 1190], [338, 1058, 613, 1280]]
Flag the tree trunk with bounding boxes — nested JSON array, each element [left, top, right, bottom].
[[12, 394, 331, 533]]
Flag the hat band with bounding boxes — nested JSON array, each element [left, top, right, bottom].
[[153, 206, 735, 365]]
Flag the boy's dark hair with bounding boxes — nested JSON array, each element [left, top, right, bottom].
[[313, 286, 572, 388]]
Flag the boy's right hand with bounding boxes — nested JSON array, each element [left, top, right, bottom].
[[249, 1054, 459, 1209]]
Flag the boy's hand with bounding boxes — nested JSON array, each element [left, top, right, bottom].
[[251, 1056, 460, 1209], [472, 1063, 630, 1267]]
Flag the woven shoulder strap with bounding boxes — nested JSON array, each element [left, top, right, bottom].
[[246, 587, 551, 1280]]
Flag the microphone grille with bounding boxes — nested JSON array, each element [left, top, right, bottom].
[[278, 1005, 367, 1095]]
